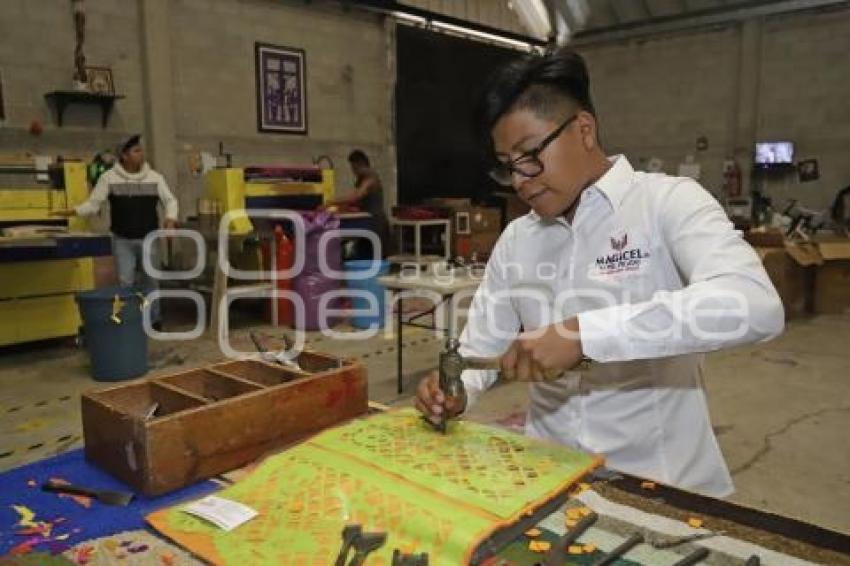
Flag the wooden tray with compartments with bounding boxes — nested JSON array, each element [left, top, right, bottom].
[[81, 353, 367, 495]]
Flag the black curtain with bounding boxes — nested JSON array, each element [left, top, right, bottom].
[[395, 25, 518, 204]]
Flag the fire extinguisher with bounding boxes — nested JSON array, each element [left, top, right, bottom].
[[262, 226, 295, 326], [723, 159, 742, 199], [274, 226, 295, 327]]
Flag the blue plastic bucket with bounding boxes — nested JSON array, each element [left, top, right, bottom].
[[344, 260, 390, 329], [76, 287, 148, 381]]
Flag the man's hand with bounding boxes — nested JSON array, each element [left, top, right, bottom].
[[49, 209, 76, 218], [501, 318, 584, 381], [163, 218, 178, 231], [414, 371, 467, 426]]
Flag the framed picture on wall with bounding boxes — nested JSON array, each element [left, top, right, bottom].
[[255, 43, 307, 134], [85, 66, 114, 95], [798, 158, 819, 183]]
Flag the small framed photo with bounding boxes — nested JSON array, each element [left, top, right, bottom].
[[455, 211, 471, 235], [85, 66, 114, 95], [255, 43, 307, 134], [798, 158, 819, 183]]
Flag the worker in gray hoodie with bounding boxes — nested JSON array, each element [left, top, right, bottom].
[[54, 135, 178, 329]]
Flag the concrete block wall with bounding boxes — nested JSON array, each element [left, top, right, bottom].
[[582, 26, 738, 193], [0, 0, 394, 223], [756, 8, 850, 211], [1, 1, 847, 219], [169, 0, 395, 219], [578, 5, 850, 211], [0, 0, 145, 157]]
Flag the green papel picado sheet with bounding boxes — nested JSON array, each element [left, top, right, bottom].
[[147, 408, 601, 565]]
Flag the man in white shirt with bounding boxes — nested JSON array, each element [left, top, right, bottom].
[[415, 49, 784, 497]]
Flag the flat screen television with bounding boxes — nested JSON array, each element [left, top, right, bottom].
[[755, 141, 794, 166]]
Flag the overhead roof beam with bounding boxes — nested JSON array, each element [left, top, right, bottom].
[[345, 0, 546, 47], [572, 0, 850, 44]]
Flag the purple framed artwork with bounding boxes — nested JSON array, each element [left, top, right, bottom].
[[255, 43, 307, 134]]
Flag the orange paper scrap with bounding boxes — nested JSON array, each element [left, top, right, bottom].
[[528, 540, 551, 553]]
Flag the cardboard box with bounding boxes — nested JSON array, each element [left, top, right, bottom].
[[422, 201, 502, 255], [815, 260, 850, 314], [745, 228, 786, 248], [783, 238, 850, 315], [390, 205, 448, 220], [82, 354, 367, 495], [457, 230, 500, 260], [423, 198, 472, 212], [469, 207, 502, 233], [423, 198, 473, 239], [756, 246, 813, 319], [812, 239, 850, 315], [494, 191, 531, 223]]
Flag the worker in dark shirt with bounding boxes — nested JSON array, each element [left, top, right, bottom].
[[328, 150, 389, 257]]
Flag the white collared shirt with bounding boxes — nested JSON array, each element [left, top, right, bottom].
[[459, 155, 784, 497]]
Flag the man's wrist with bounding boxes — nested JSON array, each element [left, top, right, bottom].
[[570, 316, 584, 357]]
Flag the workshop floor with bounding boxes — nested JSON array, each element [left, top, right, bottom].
[[1, 311, 848, 536]]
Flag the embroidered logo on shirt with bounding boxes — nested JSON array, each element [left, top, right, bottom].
[[610, 233, 628, 251], [594, 231, 651, 277]]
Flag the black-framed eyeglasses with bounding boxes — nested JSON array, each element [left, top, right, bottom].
[[488, 114, 578, 187]]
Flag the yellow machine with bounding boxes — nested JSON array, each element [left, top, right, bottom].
[[205, 166, 335, 234], [0, 161, 109, 346]]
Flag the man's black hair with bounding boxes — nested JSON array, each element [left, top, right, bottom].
[[348, 149, 370, 166], [476, 48, 595, 143], [119, 134, 142, 155]]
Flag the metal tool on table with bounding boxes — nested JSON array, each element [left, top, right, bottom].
[[427, 338, 592, 434], [391, 549, 429, 566], [41, 479, 134, 506], [589, 532, 644, 566], [647, 529, 725, 549], [670, 546, 710, 566], [335, 524, 362, 566], [335, 524, 387, 566], [543, 511, 598, 566], [349, 531, 388, 566], [248, 330, 305, 374]]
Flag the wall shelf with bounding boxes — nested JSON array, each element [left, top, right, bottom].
[[44, 91, 125, 128]]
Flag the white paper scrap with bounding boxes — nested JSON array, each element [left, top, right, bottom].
[[182, 495, 258, 531]]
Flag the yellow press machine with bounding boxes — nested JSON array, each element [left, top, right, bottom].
[[205, 165, 335, 234], [200, 165, 335, 332], [0, 161, 110, 346]]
